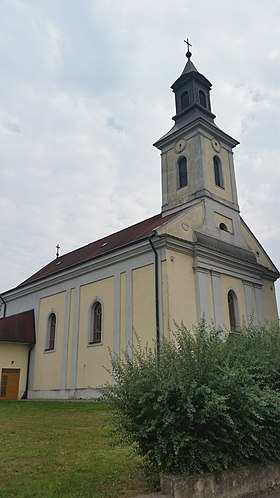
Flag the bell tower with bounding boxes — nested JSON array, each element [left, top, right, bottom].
[[171, 39, 215, 126], [153, 43, 248, 248]]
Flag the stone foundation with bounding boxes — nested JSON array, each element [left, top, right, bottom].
[[161, 463, 280, 498], [28, 387, 102, 400]]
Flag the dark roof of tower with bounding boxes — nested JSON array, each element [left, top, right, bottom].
[[195, 232, 257, 264], [154, 52, 240, 149], [181, 57, 198, 75], [171, 57, 212, 92]]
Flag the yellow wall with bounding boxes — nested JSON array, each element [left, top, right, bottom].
[[214, 212, 233, 233], [220, 275, 247, 329], [158, 203, 204, 241], [205, 138, 234, 203], [0, 343, 30, 399], [26, 248, 278, 397], [76, 277, 114, 389], [132, 264, 156, 347], [164, 250, 197, 335], [262, 279, 279, 322], [33, 291, 66, 390], [165, 137, 195, 202], [241, 223, 275, 271], [163, 134, 237, 216]]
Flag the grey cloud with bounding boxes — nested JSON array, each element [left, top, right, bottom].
[[0, 0, 279, 307], [3, 122, 20, 133]]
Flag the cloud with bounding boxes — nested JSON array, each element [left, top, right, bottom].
[[0, 0, 279, 308]]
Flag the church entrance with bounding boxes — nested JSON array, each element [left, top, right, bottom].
[[0, 368, 20, 400]]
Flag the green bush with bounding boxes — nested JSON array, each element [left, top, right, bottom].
[[104, 321, 280, 475]]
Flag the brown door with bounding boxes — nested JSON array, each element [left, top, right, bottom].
[[0, 369, 20, 400]]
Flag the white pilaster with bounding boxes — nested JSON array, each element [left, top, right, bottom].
[[195, 268, 210, 323], [243, 281, 255, 324], [211, 271, 224, 328], [60, 289, 71, 389], [125, 269, 133, 356], [113, 273, 121, 357], [254, 284, 265, 325], [70, 287, 80, 390]]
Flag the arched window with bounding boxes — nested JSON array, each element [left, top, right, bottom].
[[177, 156, 188, 189], [181, 91, 190, 110], [199, 90, 207, 108], [89, 301, 102, 344], [219, 222, 228, 231], [227, 290, 239, 331], [213, 156, 224, 188], [46, 313, 56, 351]]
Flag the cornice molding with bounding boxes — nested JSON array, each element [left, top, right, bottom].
[[3, 238, 156, 300], [162, 190, 240, 216], [193, 242, 279, 283], [4, 232, 277, 302], [154, 117, 239, 152]]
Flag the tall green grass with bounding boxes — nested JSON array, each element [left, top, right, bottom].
[[0, 401, 148, 498]]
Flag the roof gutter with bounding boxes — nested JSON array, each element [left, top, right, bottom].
[[148, 236, 160, 355]]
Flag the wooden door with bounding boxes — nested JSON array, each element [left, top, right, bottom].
[[0, 369, 20, 400]]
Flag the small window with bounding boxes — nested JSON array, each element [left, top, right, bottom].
[[177, 156, 188, 189], [89, 301, 102, 344], [219, 222, 228, 231], [199, 90, 207, 108], [213, 156, 224, 188], [181, 91, 190, 110], [228, 290, 239, 331], [45, 313, 56, 351]]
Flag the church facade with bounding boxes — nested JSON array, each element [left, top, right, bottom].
[[0, 52, 279, 400]]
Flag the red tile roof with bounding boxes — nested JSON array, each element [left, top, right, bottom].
[[0, 310, 35, 344], [18, 212, 177, 288]]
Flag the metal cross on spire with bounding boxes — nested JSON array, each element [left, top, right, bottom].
[[184, 38, 192, 59], [56, 243, 60, 258]]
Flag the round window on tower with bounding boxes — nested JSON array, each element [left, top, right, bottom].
[[174, 138, 186, 154], [211, 138, 221, 153]]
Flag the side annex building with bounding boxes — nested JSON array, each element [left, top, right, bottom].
[[0, 52, 279, 400]]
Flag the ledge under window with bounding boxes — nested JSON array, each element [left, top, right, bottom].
[[88, 341, 103, 347]]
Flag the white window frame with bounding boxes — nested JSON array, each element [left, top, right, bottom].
[[88, 298, 104, 347]]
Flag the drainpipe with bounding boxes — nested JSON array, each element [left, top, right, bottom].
[[148, 236, 160, 355], [0, 294, 6, 319], [23, 344, 34, 399]]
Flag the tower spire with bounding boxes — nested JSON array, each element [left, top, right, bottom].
[[184, 38, 192, 59], [154, 48, 240, 217], [181, 38, 198, 75]]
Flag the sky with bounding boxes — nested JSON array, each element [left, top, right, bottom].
[[0, 0, 279, 309]]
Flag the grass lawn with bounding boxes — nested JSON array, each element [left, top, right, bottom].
[[0, 400, 150, 498]]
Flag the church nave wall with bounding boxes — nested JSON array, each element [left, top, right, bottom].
[[33, 291, 67, 391], [76, 276, 114, 390], [164, 250, 197, 336]]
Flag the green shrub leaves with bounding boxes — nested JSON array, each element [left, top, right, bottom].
[[104, 322, 280, 475]]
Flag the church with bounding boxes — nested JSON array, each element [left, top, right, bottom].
[[0, 48, 279, 400]]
